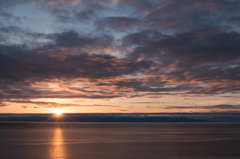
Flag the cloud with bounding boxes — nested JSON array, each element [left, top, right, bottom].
[[1, 0, 240, 112], [0, 42, 153, 82], [144, 104, 240, 113], [96, 17, 143, 32], [48, 30, 113, 48], [0, 0, 30, 8], [21, 106, 28, 109], [0, 101, 7, 107], [134, 102, 165, 104], [143, 0, 240, 32], [7, 100, 122, 108], [163, 104, 240, 110]]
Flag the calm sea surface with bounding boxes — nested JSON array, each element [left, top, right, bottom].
[[0, 122, 240, 159]]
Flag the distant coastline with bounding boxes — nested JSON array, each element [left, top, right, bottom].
[[0, 113, 240, 122]]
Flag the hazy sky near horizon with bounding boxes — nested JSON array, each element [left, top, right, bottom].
[[1, 0, 240, 114]]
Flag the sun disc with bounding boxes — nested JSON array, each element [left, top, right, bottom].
[[54, 109, 63, 116]]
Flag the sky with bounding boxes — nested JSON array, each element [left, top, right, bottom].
[[1, 0, 240, 114]]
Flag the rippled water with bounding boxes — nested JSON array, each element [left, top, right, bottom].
[[0, 123, 240, 159]]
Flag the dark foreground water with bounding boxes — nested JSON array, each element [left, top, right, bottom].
[[0, 123, 240, 159]]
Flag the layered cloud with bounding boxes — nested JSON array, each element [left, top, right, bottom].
[[1, 0, 240, 112]]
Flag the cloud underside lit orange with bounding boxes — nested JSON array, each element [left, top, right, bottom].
[[0, 0, 240, 113]]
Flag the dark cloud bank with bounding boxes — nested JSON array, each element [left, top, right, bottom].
[[1, 113, 240, 122], [1, 0, 240, 112]]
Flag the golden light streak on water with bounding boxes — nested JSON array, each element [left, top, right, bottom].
[[50, 128, 66, 159]]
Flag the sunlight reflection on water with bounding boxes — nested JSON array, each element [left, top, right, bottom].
[[51, 128, 66, 159], [1, 123, 240, 159]]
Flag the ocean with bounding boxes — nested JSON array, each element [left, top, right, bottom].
[[0, 122, 240, 159]]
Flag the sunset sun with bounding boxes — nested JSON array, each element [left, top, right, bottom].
[[54, 109, 63, 116]]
